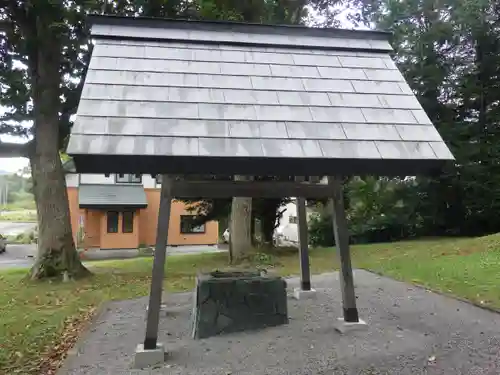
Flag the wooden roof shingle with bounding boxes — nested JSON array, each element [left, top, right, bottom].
[[67, 15, 454, 176]]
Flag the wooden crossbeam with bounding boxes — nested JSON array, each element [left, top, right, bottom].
[[171, 180, 330, 198]]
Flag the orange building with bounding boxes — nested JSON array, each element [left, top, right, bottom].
[[64, 162, 219, 249]]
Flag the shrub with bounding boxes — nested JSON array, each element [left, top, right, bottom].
[[10, 230, 37, 244], [308, 210, 420, 247], [308, 212, 335, 247]]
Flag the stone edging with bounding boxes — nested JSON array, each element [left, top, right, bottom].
[[56, 302, 110, 375]]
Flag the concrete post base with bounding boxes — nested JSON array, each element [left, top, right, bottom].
[[292, 287, 317, 300], [146, 303, 167, 311], [145, 304, 167, 320], [334, 317, 368, 334], [133, 343, 165, 369]]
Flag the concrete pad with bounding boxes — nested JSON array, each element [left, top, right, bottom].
[[133, 343, 165, 369], [334, 317, 368, 334], [292, 287, 317, 300]]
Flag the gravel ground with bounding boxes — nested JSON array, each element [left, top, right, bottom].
[[63, 270, 500, 375]]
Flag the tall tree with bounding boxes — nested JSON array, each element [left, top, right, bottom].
[[0, 0, 200, 279], [450, 0, 500, 235], [352, 0, 500, 237], [0, 1, 97, 279]]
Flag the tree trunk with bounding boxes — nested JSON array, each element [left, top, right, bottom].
[[29, 152, 89, 280], [261, 213, 275, 245], [229, 175, 253, 263], [258, 198, 283, 245], [28, 11, 90, 280], [251, 210, 259, 246]]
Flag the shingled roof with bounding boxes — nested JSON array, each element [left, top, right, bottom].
[[67, 15, 454, 176]]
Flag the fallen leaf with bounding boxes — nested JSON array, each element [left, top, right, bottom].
[[35, 306, 97, 375]]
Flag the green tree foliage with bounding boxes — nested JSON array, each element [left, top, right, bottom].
[[365, 0, 500, 236], [308, 0, 500, 244], [308, 177, 420, 246], [0, 172, 33, 204]]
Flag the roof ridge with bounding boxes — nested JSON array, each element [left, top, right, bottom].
[[88, 15, 393, 53], [89, 15, 390, 40]]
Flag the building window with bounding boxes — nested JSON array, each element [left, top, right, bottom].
[[116, 173, 142, 183], [289, 216, 298, 224], [122, 211, 134, 233], [180, 215, 205, 234], [107, 211, 119, 233]]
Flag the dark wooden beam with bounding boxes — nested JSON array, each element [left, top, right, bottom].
[[296, 196, 311, 291], [144, 174, 173, 351], [328, 176, 359, 323], [171, 180, 330, 198]]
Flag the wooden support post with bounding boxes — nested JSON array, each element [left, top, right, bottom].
[[328, 176, 359, 323], [297, 197, 311, 291], [143, 175, 173, 350]]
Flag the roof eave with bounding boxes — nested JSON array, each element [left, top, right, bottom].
[[71, 154, 454, 178], [87, 14, 391, 42]]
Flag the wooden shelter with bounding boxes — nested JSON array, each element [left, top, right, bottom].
[[67, 15, 455, 367]]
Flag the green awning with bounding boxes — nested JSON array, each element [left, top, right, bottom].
[[78, 184, 147, 209]]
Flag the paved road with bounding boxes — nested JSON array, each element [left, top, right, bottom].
[[0, 221, 37, 236], [0, 244, 227, 270], [0, 244, 36, 269]]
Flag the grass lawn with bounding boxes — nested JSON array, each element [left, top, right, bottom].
[[2, 234, 500, 374]]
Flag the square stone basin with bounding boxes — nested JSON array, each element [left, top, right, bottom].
[[191, 270, 288, 339]]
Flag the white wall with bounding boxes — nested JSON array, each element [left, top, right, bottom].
[[277, 200, 314, 225], [142, 175, 159, 189], [279, 201, 298, 226], [275, 199, 315, 245], [68, 175, 328, 189], [66, 174, 79, 187], [65, 173, 161, 188], [80, 174, 114, 185]]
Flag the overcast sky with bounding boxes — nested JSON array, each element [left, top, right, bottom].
[[0, 135, 27, 173]]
